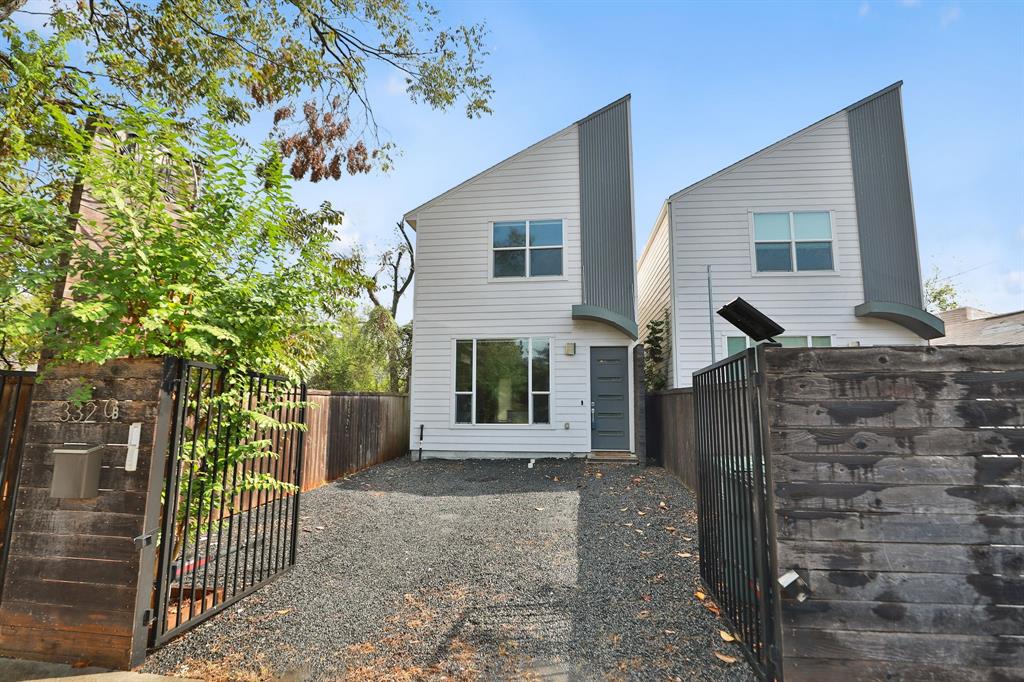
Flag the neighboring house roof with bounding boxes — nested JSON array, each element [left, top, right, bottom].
[[402, 95, 631, 229], [931, 307, 1024, 345], [667, 81, 902, 202]]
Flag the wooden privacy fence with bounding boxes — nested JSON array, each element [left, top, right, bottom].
[[302, 390, 409, 489], [762, 345, 1024, 681], [645, 388, 697, 490]]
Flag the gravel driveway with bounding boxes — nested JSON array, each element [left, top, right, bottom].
[[142, 458, 756, 681]]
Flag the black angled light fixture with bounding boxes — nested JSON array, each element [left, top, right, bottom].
[[717, 297, 785, 343]]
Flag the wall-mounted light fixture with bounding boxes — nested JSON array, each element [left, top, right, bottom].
[[565, 342, 576, 356]]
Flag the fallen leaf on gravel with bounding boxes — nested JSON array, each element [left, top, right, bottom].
[[535, 507, 545, 511], [624, 522, 633, 527], [595, 472, 603, 478], [704, 601, 722, 616], [620, 507, 629, 512], [665, 526, 677, 532], [552, 476, 560, 482], [642, 594, 653, 602], [676, 552, 692, 558], [632, 476, 643, 483], [276, 609, 291, 616], [719, 630, 736, 642], [664, 629, 676, 635], [652, 573, 666, 584], [682, 536, 693, 541], [659, 501, 668, 509], [315, 526, 325, 530], [637, 511, 647, 516], [635, 529, 644, 535], [694, 591, 706, 600], [714, 652, 738, 664], [301, 528, 311, 533]]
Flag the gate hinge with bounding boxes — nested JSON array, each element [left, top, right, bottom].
[[141, 608, 154, 627], [134, 531, 156, 550]]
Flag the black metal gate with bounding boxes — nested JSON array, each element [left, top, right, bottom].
[[0, 370, 34, 603], [152, 360, 306, 646], [692, 348, 780, 680]]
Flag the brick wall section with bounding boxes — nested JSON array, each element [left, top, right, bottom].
[[0, 358, 174, 669], [762, 345, 1024, 681]]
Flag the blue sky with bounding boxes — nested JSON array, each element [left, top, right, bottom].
[[288, 0, 1021, 323], [15, 0, 1023, 322]]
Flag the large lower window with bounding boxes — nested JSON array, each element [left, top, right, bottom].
[[753, 211, 834, 272], [455, 338, 550, 424], [492, 220, 563, 277], [726, 335, 832, 355]]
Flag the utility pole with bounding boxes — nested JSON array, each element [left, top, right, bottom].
[[707, 264, 716, 363]]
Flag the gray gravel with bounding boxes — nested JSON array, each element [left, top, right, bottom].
[[142, 458, 756, 681]]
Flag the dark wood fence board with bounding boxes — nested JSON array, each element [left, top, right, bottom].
[[771, 453, 1023, 486], [781, 599, 1024, 636], [777, 510, 1024, 545], [771, 426, 1024, 456], [784, 628, 1024, 668], [762, 345, 1024, 680], [774, 481, 1024, 514], [777, 539, 1022, 575], [770, 398, 1023, 429], [783, 658, 1023, 682], [764, 345, 1024, 374], [768, 370, 1024, 401], [645, 389, 696, 490]]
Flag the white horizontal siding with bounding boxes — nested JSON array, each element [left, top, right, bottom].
[[669, 112, 922, 388], [636, 207, 673, 384], [409, 125, 633, 456]]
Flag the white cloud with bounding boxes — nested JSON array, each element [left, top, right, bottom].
[[940, 5, 961, 27], [859, 2, 871, 17]]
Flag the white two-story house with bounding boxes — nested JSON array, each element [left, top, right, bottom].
[[637, 82, 945, 388], [404, 97, 641, 460]]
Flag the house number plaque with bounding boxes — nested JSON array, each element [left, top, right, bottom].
[[58, 399, 121, 423]]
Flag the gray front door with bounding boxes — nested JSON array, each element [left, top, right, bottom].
[[590, 346, 630, 451]]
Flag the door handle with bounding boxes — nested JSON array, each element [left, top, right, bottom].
[[591, 402, 596, 430]]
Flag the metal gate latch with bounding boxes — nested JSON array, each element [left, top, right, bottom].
[[134, 531, 156, 550]]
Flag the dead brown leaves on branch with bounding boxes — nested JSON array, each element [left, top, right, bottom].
[[277, 99, 376, 182]]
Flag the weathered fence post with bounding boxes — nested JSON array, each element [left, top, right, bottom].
[[0, 357, 176, 669]]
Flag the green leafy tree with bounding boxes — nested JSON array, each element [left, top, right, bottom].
[[643, 309, 670, 392], [34, 111, 359, 378], [924, 266, 961, 313], [1, 0, 492, 181], [306, 310, 390, 391]]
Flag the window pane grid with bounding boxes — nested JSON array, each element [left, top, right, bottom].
[[455, 338, 551, 425], [753, 211, 833, 272], [492, 220, 563, 278]]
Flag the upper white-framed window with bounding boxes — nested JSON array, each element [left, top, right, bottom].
[[751, 211, 835, 273], [491, 219, 564, 278], [453, 337, 551, 425], [725, 334, 834, 356]]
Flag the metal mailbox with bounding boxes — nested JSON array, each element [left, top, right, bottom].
[[51, 443, 104, 498]]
